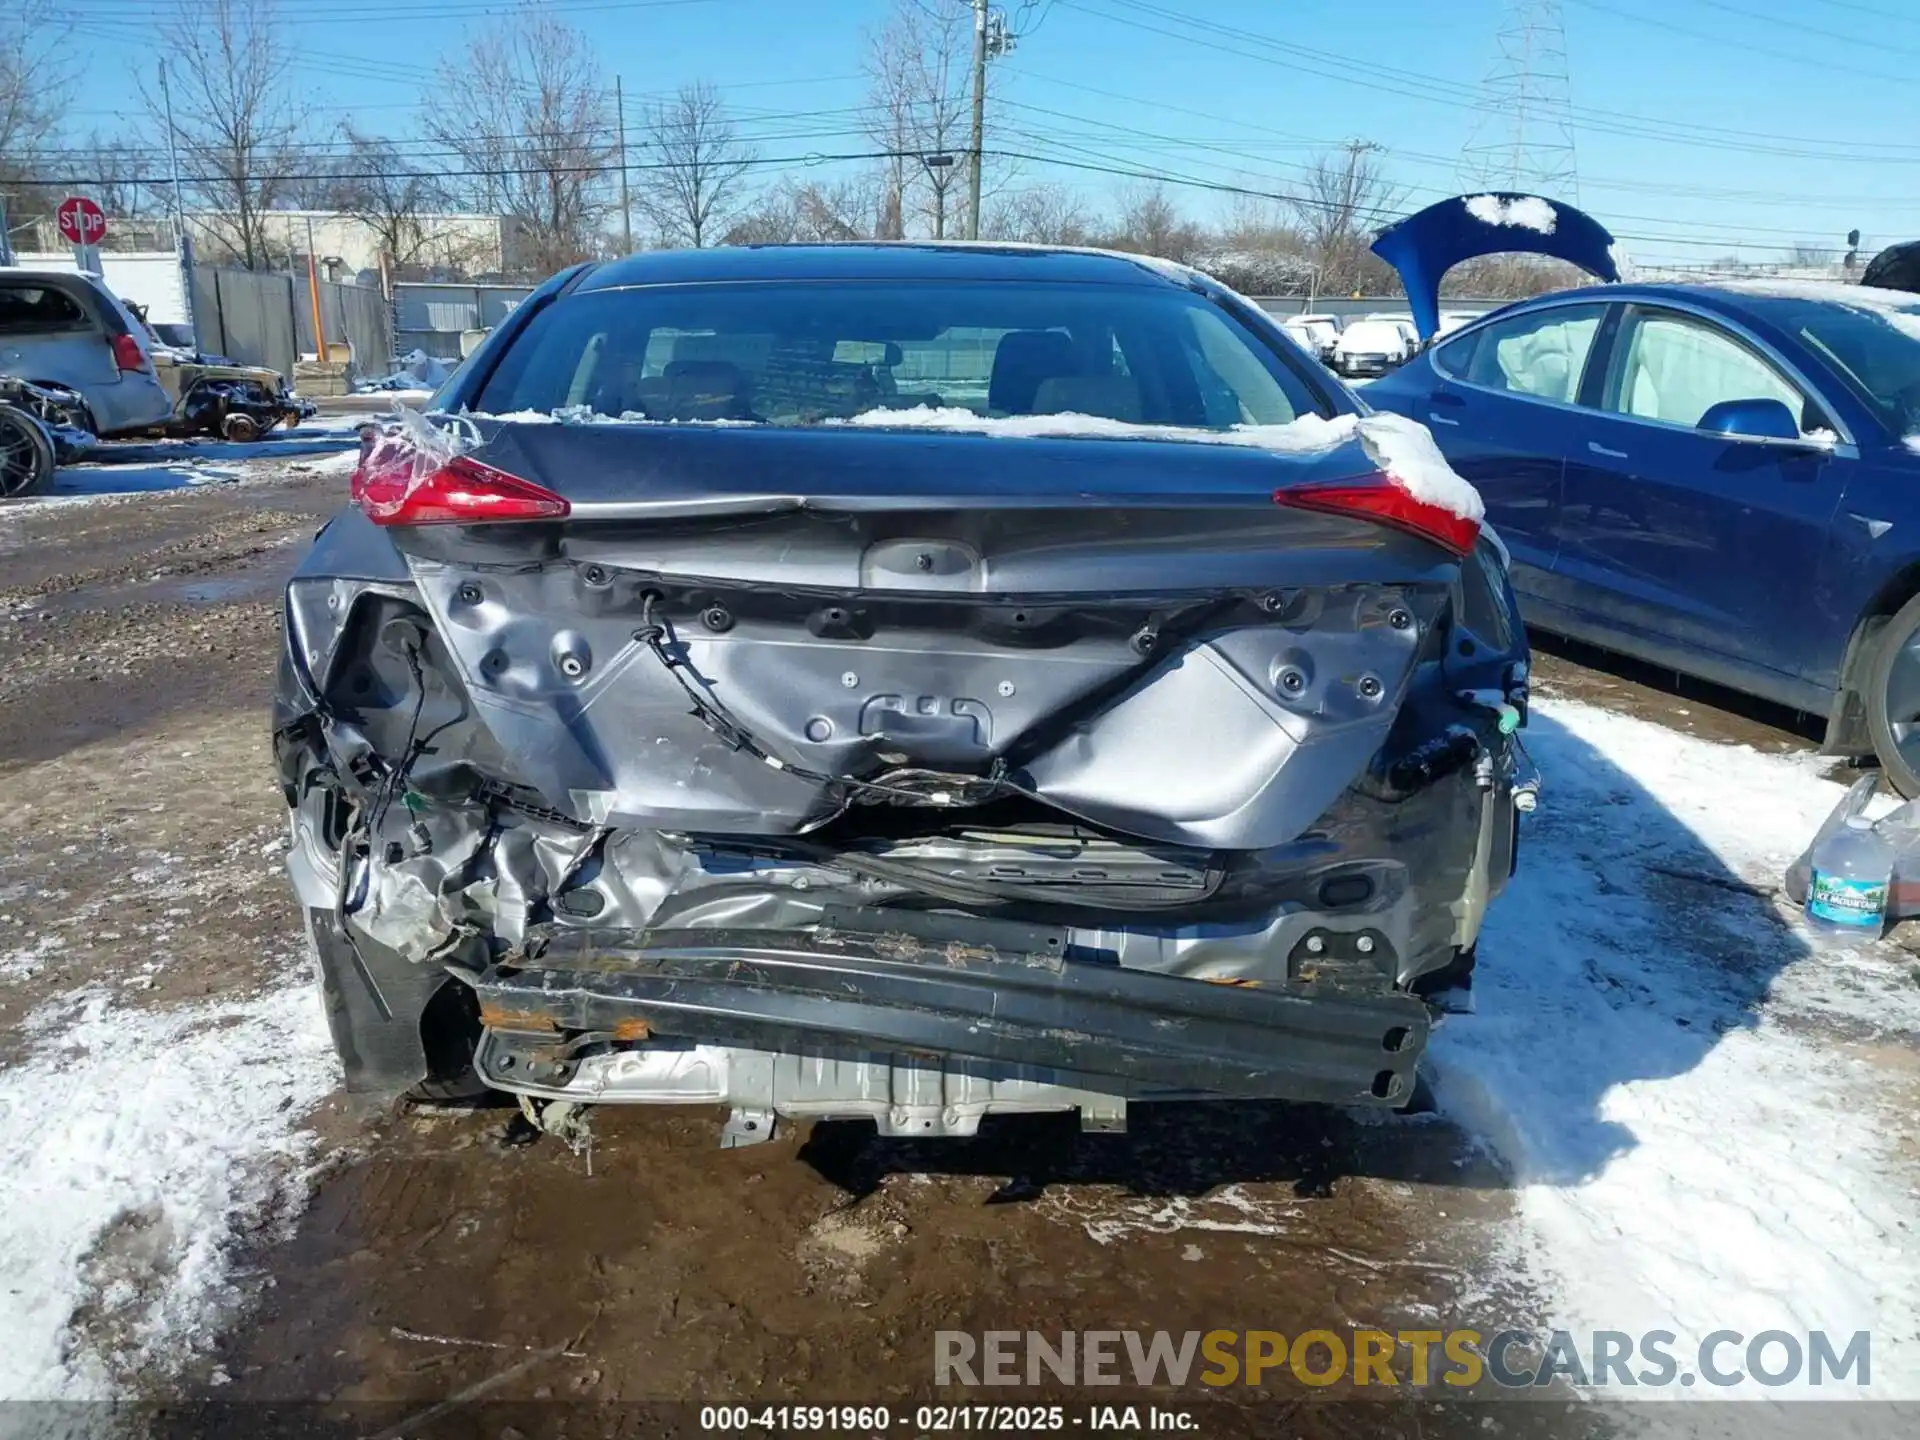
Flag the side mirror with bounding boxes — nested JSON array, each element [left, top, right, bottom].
[[1698, 397, 1803, 443]]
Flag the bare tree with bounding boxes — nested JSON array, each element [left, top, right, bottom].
[[983, 183, 1093, 246], [78, 134, 156, 228], [1100, 184, 1203, 262], [0, 3, 72, 227], [426, 3, 615, 276], [634, 81, 755, 249], [863, 0, 975, 240], [1290, 141, 1403, 296], [723, 176, 880, 246], [145, 0, 310, 269], [331, 126, 456, 274]]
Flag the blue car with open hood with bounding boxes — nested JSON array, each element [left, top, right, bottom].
[[1365, 193, 1920, 794]]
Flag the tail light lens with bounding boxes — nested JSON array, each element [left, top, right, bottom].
[[109, 333, 148, 373], [1274, 474, 1481, 557], [352, 448, 570, 526]]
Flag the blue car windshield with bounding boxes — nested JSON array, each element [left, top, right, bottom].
[[474, 280, 1324, 430], [1761, 296, 1920, 438]]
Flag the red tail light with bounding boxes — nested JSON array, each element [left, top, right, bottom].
[[109, 332, 148, 373], [352, 449, 570, 526], [1274, 474, 1481, 557]]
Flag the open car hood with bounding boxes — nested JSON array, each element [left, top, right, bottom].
[[1370, 193, 1621, 342]]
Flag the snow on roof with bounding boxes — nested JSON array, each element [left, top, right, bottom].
[[1716, 278, 1920, 344], [1464, 194, 1559, 235]]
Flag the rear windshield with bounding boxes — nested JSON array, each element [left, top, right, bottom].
[[474, 280, 1323, 429], [1757, 296, 1920, 437], [0, 284, 88, 334]]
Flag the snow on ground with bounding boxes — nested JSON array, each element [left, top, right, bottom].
[[0, 977, 335, 1397], [1438, 696, 1920, 1397]]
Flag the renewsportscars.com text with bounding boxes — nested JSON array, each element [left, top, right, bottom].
[[935, 1328, 1872, 1390]]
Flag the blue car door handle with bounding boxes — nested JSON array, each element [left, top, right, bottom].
[[1427, 391, 1464, 425], [1587, 441, 1629, 459]]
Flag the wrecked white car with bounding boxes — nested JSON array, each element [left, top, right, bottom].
[[274, 244, 1534, 1143]]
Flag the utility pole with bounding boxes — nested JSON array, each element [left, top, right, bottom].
[[615, 76, 633, 254], [159, 61, 187, 241], [966, 0, 988, 240], [159, 59, 200, 347], [1460, 0, 1579, 200]]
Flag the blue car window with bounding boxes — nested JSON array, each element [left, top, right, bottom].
[[1460, 304, 1607, 404], [1608, 312, 1804, 430]]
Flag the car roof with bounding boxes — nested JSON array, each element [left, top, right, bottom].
[[573, 242, 1200, 292], [0, 269, 101, 291]]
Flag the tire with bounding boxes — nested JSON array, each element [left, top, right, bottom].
[[1862, 591, 1920, 798], [221, 412, 263, 443], [0, 405, 56, 499], [405, 978, 501, 1106], [406, 1071, 500, 1105]]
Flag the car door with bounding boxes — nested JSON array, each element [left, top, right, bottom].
[[1555, 303, 1849, 689], [1414, 300, 1611, 593]]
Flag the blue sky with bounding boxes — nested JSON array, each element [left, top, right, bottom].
[[53, 0, 1920, 265]]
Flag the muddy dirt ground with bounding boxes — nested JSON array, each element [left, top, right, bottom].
[[4, 463, 1811, 1436]]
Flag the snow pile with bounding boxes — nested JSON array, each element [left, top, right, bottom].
[[1439, 698, 1920, 1396], [356, 349, 454, 394], [0, 981, 336, 1397], [1355, 410, 1486, 520], [1465, 194, 1559, 235]]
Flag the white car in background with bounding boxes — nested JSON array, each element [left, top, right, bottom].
[[1279, 313, 1342, 364], [1436, 311, 1479, 337], [1332, 316, 1416, 378]]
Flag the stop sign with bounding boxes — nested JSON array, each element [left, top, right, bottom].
[[56, 196, 106, 247]]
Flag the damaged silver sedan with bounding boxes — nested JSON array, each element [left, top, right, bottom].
[[274, 244, 1534, 1143]]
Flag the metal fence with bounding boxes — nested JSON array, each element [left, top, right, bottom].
[[298, 278, 393, 373], [192, 266, 300, 376], [189, 265, 393, 377], [393, 281, 535, 358]]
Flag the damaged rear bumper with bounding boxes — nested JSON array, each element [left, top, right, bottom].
[[467, 916, 1431, 1114]]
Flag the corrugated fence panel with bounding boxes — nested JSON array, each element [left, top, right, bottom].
[[295, 278, 393, 369], [192, 266, 299, 377], [393, 282, 534, 359]]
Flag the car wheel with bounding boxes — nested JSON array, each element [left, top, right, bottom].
[[0, 406, 56, 499], [407, 978, 500, 1106], [1862, 592, 1920, 798], [221, 412, 263, 442]]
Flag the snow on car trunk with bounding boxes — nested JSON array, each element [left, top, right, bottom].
[[1438, 696, 1920, 1396]]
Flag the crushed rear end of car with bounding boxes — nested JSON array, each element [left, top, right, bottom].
[[274, 254, 1533, 1142], [276, 417, 1530, 1141]]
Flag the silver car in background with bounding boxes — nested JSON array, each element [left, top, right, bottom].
[[0, 271, 174, 437]]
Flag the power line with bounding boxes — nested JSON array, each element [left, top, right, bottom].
[[1565, 0, 1918, 84], [1056, 0, 1920, 162], [1461, 0, 1580, 200]]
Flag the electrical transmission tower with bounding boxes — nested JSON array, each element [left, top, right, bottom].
[[1460, 0, 1580, 201]]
